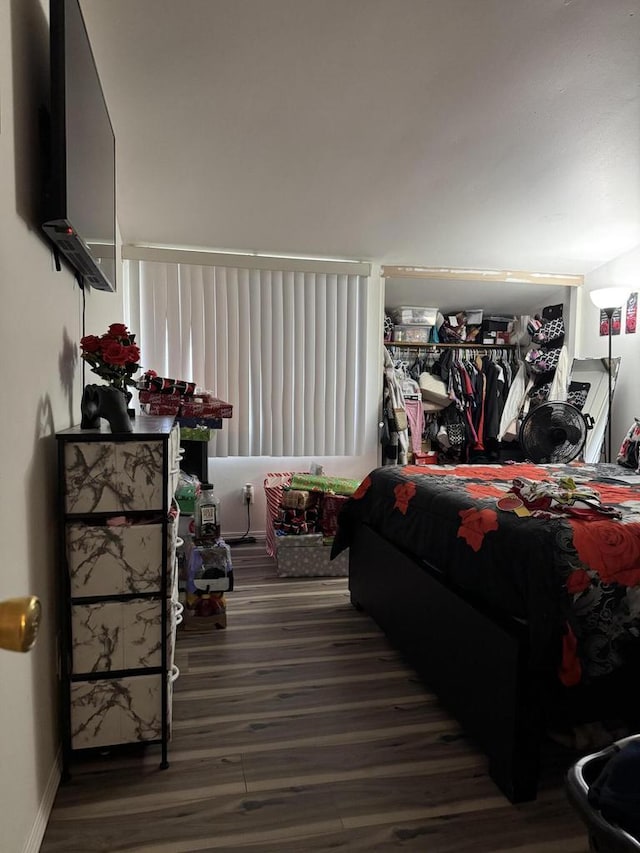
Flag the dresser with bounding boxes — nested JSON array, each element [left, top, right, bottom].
[[56, 416, 181, 776]]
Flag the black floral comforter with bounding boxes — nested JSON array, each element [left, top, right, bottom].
[[332, 462, 640, 684]]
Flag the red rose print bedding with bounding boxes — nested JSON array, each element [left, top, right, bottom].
[[332, 463, 640, 686]]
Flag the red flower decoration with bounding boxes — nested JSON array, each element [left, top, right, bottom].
[[569, 520, 640, 587], [559, 623, 582, 687], [394, 481, 417, 515], [108, 323, 129, 337], [352, 476, 371, 500], [80, 334, 102, 354], [101, 340, 130, 366], [457, 507, 498, 552], [79, 323, 141, 391], [566, 568, 591, 595]]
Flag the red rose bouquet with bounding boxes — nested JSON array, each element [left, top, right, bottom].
[[80, 323, 141, 392]]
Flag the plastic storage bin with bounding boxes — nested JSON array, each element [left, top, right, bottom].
[[393, 306, 438, 325], [392, 324, 432, 343], [566, 735, 640, 852]]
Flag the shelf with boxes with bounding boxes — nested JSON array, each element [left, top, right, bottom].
[[264, 472, 361, 577], [56, 416, 182, 777], [385, 304, 522, 347]]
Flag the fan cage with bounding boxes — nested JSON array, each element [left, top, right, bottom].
[[519, 402, 588, 464]]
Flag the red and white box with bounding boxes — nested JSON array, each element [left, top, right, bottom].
[[138, 391, 233, 419], [320, 494, 350, 537]]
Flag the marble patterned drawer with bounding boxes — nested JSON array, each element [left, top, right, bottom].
[[168, 425, 182, 503], [70, 673, 162, 749], [67, 522, 163, 597], [64, 440, 165, 513], [71, 599, 163, 673]]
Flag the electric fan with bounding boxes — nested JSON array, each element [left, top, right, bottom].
[[519, 401, 592, 464]]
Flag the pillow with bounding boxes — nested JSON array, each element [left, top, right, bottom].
[[617, 418, 640, 471]]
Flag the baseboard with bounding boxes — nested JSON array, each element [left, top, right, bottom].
[[22, 750, 61, 853]]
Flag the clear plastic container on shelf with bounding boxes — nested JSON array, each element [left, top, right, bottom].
[[392, 324, 433, 343], [187, 540, 233, 593], [393, 306, 438, 325]]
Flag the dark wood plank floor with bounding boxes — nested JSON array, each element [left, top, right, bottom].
[[41, 542, 589, 852]]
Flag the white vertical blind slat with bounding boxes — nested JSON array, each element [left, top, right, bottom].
[[334, 275, 348, 456], [324, 274, 338, 455], [260, 271, 273, 456], [271, 271, 284, 457], [344, 276, 360, 455], [248, 269, 263, 455], [236, 268, 251, 457], [314, 274, 327, 455], [303, 272, 316, 454], [281, 271, 295, 456], [165, 266, 181, 379], [293, 272, 306, 457]]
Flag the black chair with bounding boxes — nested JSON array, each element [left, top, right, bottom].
[[566, 735, 640, 853]]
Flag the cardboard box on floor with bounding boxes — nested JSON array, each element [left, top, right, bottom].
[[276, 536, 349, 577]]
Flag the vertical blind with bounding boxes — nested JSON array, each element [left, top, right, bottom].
[[126, 260, 369, 457]]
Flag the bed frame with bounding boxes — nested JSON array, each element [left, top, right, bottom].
[[348, 523, 636, 804]]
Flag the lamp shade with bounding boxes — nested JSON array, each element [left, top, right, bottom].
[[589, 287, 630, 310]]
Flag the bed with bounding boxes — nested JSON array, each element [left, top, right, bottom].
[[331, 462, 640, 803]]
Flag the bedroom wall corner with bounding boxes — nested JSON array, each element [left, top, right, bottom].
[[577, 243, 640, 455]]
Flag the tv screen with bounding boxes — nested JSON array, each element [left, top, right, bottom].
[[43, 0, 116, 292]]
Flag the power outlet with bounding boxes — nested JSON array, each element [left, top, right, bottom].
[[242, 484, 255, 504]]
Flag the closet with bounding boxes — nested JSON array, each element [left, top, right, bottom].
[[381, 266, 582, 464]]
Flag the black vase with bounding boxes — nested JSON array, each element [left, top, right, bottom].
[[124, 389, 136, 420], [81, 384, 133, 433]]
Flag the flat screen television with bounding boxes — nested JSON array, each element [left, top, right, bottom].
[[42, 0, 116, 292]]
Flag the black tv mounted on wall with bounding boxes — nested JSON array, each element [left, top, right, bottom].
[[42, 0, 116, 292]]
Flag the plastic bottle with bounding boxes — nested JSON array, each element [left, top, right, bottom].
[[195, 483, 221, 540]]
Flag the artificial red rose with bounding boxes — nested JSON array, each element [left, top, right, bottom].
[[566, 568, 591, 595], [569, 519, 640, 587], [101, 340, 130, 366], [108, 323, 129, 338], [457, 507, 498, 552], [394, 481, 416, 515], [123, 344, 140, 364], [80, 335, 102, 353], [352, 476, 371, 500]]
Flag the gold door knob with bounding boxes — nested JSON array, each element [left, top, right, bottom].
[[0, 597, 42, 652]]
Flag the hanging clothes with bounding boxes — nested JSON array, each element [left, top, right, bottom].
[[382, 347, 409, 465]]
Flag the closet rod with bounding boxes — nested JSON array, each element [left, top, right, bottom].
[[386, 342, 517, 349]]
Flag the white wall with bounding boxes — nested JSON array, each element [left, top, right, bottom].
[[0, 3, 124, 850], [577, 244, 640, 456], [212, 454, 377, 538]]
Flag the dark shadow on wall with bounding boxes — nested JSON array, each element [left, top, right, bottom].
[[60, 327, 78, 426], [11, 0, 50, 231]]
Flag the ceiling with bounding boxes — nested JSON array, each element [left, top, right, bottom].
[[80, 0, 640, 275]]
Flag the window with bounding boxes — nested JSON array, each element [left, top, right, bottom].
[[126, 254, 370, 457]]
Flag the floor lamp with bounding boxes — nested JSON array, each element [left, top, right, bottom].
[[588, 288, 629, 462]]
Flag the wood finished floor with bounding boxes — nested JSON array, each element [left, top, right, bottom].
[[41, 542, 588, 852]]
